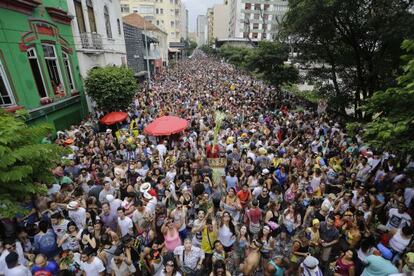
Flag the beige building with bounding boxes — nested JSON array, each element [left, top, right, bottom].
[[207, 7, 214, 44], [212, 3, 230, 40], [119, 0, 187, 47]]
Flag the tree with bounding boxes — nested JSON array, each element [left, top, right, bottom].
[[283, 0, 414, 117], [0, 112, 65, 218], [245, 41, 298, 86], [85, 66, 138, 112], [362, 40, 414, 157]]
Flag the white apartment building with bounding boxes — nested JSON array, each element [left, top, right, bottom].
[[228, 0, 288, 41], [196, 15, 207, 46], [67, 0, 127, 78], [119, 0, 188, 46]]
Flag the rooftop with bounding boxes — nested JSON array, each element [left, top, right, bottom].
[[123, 13, 166, 34]]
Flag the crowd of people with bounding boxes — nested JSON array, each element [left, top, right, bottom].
[[1, 50, 414, 276]]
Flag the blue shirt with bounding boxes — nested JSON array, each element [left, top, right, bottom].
[[362, 255, 398, 276]]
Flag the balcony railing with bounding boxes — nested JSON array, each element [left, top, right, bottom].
[[80, 32, 103, 50]]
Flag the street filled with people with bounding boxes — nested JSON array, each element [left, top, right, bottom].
[[1, 51, 414, 276]]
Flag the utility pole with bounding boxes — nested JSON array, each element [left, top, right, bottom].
[[144, 20, 152, 89]]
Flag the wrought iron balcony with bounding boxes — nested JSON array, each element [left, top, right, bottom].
[[80, 32, 103, 50]]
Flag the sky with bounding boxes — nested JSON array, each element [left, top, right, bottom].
[[182, 0, 223, 32]]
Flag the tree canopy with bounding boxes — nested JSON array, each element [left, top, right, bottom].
[[0, 112, 65, 218], [85, 66, 138, 112], [217, 42, 298, 86], [362, 39, 414, 156], [283, 0, 414, 116]]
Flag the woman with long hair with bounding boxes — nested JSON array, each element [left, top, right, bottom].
[[334, 249, 356, 276], [280, 203, 302, 236], [160, 258, 182, 276], [209, 259, 231, 276], [221, 188, 242, 223], [218, 211, 237, 253], [258, 224, 275, 267]]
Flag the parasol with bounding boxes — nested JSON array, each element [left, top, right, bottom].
[[100, 112, 128, 126], [144, 116, 189, 136]]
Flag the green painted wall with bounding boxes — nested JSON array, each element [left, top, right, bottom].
[[0, 0, 88, 130]]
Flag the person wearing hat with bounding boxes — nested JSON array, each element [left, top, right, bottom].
[[67, 200, 86, 230], [299, 255, 322, 276], [306, 219, 321, 256], [3, 251, 30, 276]]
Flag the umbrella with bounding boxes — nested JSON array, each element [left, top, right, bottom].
[[144, 116, 189, 136], [100, 112, 128, 126]]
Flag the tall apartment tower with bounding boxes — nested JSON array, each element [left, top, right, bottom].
[[196, 15, 207, 46], [120, 0, 188, 45], [228, 0, 288, 41]]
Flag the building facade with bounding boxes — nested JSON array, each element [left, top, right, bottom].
[[196, 15, 207, 46], [213, 3, 230, 40], [228, 0, 288, 41], [207, 8, 214, 44], [123, 13, 168, 71], [119, 0, 188, 48], [67, 0, 127, 79], [0, 0, 88, 130]]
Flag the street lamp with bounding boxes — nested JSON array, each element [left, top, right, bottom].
[[144, 19, 152, 89]]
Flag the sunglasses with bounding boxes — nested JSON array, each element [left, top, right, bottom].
[[166, 262, 174, 266]]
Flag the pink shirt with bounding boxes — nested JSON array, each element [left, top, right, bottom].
[[164, 228, 181, 252]]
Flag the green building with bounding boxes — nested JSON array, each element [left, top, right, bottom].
[[0, 0, 88, 130]]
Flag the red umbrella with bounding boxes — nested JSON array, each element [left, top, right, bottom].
[[100, 112, 128, 125], [144, 116, 189, 136]]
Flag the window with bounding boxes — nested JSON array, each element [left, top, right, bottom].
[[74, 0, 86, 33], [252, 32, 258, 39], [245, 3, 251, 9], [62, 52, 75, 91], [254, 13, 259, 19], [117, 19, 121, 35], [42, 44, 64, 95], [253, 23, 259, 29], [86, 0, 97, 33], [171, 21, 174, 27], [139, 5, 154, 14], [160, 8, 164, 14], [0, 59, 15, 106], [121, 4, 130, 13], [264, 14, 269, 20], [170, 0, 173, 3], [243, 32, 249, 38], [156, 8, 159, 14], [156, 20, 159, 25], [254, 4, 261, 10], [263, 24, 267, 30], [104, 6, 112, 38], [27, 48, 47, 98], [264, 4, 270, 10]]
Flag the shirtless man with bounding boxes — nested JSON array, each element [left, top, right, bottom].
[[239, 239, 261, 276]]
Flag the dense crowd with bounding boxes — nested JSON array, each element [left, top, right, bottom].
[[1, 51, 414, 276]]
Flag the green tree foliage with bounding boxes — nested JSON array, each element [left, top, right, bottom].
[[218, 42, 298, 86], [245, 41, 298, 86], [85, 66, 138, 112], [0, 112, 65, 218], [362, 40, 414, 156], [283, 0, 414, 117]]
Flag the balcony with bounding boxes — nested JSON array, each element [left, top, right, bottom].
[[80, 32, 103, 51]]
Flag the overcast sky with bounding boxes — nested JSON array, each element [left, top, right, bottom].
[[182, 0, 223, 32]]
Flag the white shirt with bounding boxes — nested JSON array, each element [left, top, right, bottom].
[[110, 259, 136, 276], [4, 265, 31, 276], [156, 144, 167, 156], [80, 257, 105, 276], [69, 207, 86, 230], [118, 216, 133, 237], [386, 208, 412, 230], [145, 197, 158, 215]]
